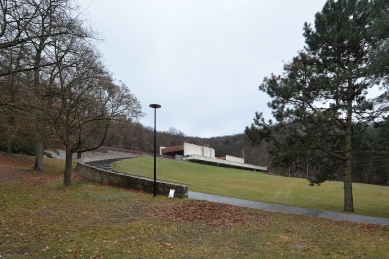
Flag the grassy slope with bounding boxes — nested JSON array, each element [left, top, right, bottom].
[[113, 157, 389, 218], [1, 153, 389, 258]]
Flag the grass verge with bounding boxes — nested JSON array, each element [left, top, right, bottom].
[[113, 157, 389, 218]]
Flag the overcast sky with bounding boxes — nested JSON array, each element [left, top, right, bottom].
[[78, 0, 328, 138]]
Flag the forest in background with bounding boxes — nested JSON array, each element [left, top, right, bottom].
[[2, 115, 389, 186], [0, 117, 267, 170]]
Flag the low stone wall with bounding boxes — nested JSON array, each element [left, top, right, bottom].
[[77, 160, 188, 198]]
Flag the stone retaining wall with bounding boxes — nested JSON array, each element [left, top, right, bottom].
[[77, 160, 188, 198]]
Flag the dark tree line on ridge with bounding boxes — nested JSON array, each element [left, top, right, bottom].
[[259, 119, 389, 186], [102, 124, 268, 168], [0, 119, 268, 172]]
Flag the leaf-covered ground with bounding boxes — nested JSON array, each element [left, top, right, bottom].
[[1, 153, 389, 258]]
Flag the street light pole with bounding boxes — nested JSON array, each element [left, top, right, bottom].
[[149, 104, 161, 197]]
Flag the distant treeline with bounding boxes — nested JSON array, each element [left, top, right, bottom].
[[0, 119, 266, 167], [2, 114, 388, 186], [102, 124, 269, 168], [260, 120, 389, 186]]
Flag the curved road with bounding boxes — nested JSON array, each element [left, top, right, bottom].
[[86, 158, 389, 226]]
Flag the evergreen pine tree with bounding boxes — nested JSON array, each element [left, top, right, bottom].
[[246, 0, 389, 212]]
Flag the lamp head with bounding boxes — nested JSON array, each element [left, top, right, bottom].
[[149, 104, 161, 109]]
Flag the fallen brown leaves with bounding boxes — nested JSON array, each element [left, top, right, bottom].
[[0, 153, 71, 185], [0, 153, 34, 167], [0, 154, 41, 184], [147, 200, 256, 226]]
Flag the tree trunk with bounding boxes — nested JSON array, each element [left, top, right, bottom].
[[34, 111, 44, 172], [306, 163, 309, 179], [6, 136, 12, 156], [33, 46, 44, 171], [6, 78, 16, 157], [64, 148, 73, 186], [294, 161, 297, 178], [344, 158, 354, 212], [34, 139, 44, 171], [344, 87, 354, 212]]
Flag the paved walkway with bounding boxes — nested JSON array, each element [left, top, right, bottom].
[[189, 191, 389, 226]]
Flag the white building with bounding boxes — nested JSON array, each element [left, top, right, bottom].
[[160, 142, 267, 172]]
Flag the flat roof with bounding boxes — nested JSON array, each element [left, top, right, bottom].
[[161, 145, 184, 154], [183, 154, 267, 171]]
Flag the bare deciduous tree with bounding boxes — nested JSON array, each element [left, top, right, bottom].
[[47, 40, 142, 185]]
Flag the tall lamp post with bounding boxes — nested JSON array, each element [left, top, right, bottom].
[[149, 104, 161, 197]]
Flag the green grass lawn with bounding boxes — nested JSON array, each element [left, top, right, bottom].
[[113, 157, 389, 218], [1, 153, 389, 258]]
